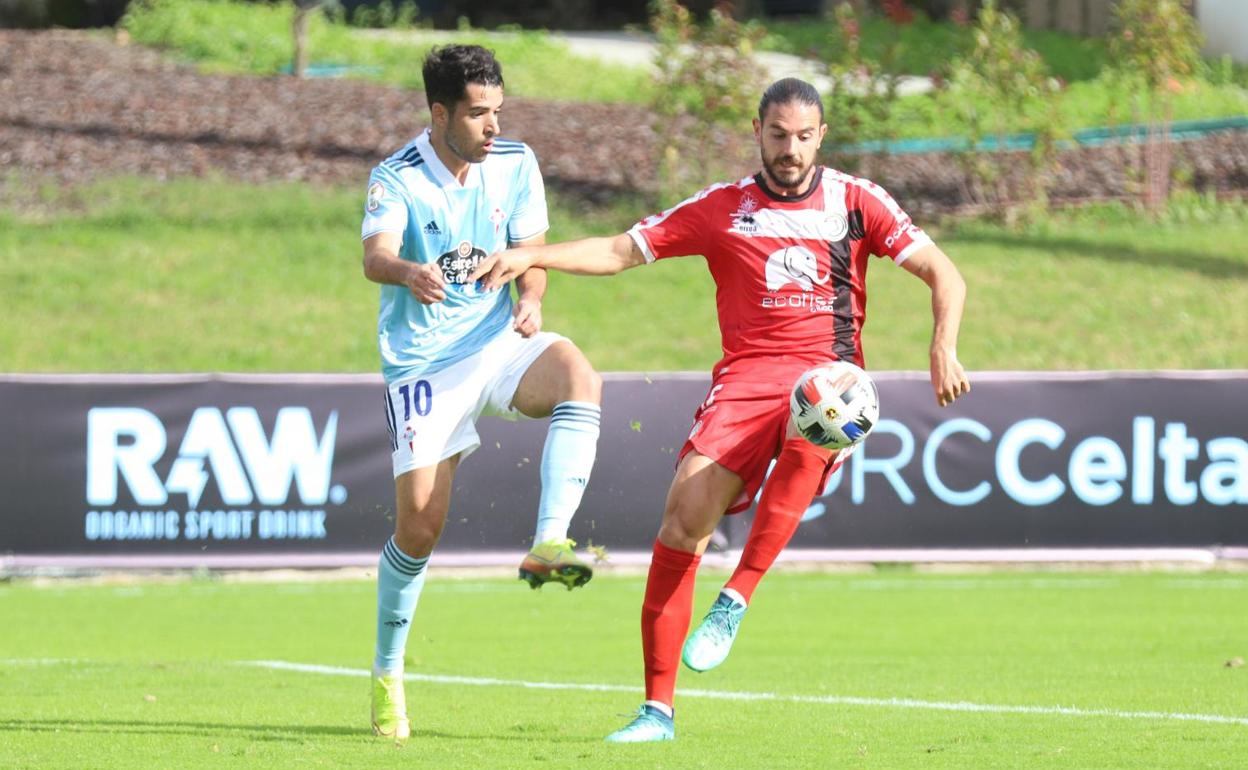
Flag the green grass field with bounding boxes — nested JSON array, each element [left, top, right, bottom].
[[2, 570, 1246, 768], [2, 176, 1246, 373]]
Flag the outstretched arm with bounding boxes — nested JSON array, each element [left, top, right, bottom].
[[472, 232, 645, 290], [901, 243, 970, 407]]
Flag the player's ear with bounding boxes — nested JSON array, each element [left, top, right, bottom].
[[752, 117, 762, 142], [430, 101, 448, 129]]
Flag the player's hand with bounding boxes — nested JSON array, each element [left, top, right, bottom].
[[512, 296, 542, 338], [470, 248, 535, 292], [406, 262, 446, 304], [930, 345, 970, 407]]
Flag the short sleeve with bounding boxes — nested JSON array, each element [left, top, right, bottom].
[[360, 164, 408, 241], [627, 185, 719, 263], [507, 148, 549, 243], [858, 181, 933, 264]]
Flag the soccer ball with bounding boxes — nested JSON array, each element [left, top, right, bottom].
[[789, 361, 880, 450]]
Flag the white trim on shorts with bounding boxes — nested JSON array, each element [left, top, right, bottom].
[[382, 329, 568, 477]]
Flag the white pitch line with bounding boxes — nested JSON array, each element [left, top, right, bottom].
[[240, 660, 1248, 727]]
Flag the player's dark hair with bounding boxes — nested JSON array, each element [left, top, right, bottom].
[[758, 78, 824, 122], [422, 44, 504, 112]]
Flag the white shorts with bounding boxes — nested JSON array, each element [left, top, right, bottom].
[[382, 329, 567, 477]]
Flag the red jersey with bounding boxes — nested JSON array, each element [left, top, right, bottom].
[[628, 167, 932, 370]]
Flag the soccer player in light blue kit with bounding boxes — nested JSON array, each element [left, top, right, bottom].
[[360, 44, 603, 741]]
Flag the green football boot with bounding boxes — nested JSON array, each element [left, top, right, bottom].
[[371, 668, 410, 742], [518, 538, 593, 590]]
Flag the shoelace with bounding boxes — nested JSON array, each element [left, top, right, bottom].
[[634, 709, 670, 727], [706, 602, 741, 640]]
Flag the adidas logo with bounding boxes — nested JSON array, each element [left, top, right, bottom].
[[384, 618, 409, 628], [423, 220, 441, 235]]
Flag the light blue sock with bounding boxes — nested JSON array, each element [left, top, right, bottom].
[[374, 536, 428, 673], [533, 401, 601, 544]]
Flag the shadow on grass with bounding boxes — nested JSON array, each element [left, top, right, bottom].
[[0, 718, 598, 744], [0, 719, 354, 742], [950, 229, 1248, 281]]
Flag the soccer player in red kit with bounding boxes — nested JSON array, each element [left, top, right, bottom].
[[472, 78, 970, 742]]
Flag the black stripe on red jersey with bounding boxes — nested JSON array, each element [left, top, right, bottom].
[[827, 236, 859, 365], [847, 209, 867, 241], [752, 166, 823, 203]]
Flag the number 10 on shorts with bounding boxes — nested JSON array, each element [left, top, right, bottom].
[[398, 380, 432, 419]]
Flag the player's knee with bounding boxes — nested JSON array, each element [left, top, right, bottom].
[[658, 506, 716, 552], [393, 514, 445, 556], [560, 348, 602, 404], [575, 363, 602, 403]]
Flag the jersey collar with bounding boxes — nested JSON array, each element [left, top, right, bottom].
[[417, 129, 482, 190], [753, 166, 823, 203]]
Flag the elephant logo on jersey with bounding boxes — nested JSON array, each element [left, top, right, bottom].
[[437, 240, 488, 284], [764, 246, 831, 291]]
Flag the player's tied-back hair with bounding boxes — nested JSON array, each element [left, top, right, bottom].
[[422, 44, 504, 111], [758, 77, 824, 122]]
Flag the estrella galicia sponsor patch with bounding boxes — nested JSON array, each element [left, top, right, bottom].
[[366, 182, 384, 212], [437, 241, 488, 284]]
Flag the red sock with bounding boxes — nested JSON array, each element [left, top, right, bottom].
[[641, 538, 701, 707], [725, 438, 833, 603]]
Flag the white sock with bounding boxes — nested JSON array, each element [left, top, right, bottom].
[[644, 700, 674, 718], [533, 401, 600, 544]]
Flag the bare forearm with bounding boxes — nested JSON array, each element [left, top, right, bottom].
[[530, 234, 642, 275], [515, 266, 548, 302], [901, 244, 970, 406], [929, 267, 966, 353], [363, 250, 412, 286]]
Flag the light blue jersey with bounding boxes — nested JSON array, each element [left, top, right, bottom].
[[361, 129, 549, 383]]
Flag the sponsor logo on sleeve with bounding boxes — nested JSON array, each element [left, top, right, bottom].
[[366, 182, 385, 212]]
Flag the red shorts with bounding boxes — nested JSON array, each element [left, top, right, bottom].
[[680, 359, 850, 514]]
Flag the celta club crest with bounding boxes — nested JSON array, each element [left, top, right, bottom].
[[402, 425, 416, 454], [489, 207, 506, 234], [764, 246, 832, 291], [436, 240, 488, 284]]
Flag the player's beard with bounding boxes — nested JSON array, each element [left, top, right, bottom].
[[762, 149, 815, 194], [446, 129, 491, 164]]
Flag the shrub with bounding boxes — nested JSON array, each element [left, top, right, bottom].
[[1109, 0, 1203, 212], [820, 2, 906, 172], [939, 0, 1061, 221], [648, 0, 769, 204]]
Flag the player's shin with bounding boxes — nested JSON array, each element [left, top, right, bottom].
[[533, 401, 601, 543], [725, 438, 832, 602], [642, 539, 701, 708], [374, 536, 429, 673]]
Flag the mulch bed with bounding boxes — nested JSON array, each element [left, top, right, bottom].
[[3, 29, 1245, 214]]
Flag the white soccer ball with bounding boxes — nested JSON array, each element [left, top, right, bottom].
[[789, 361, 880, 450]]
